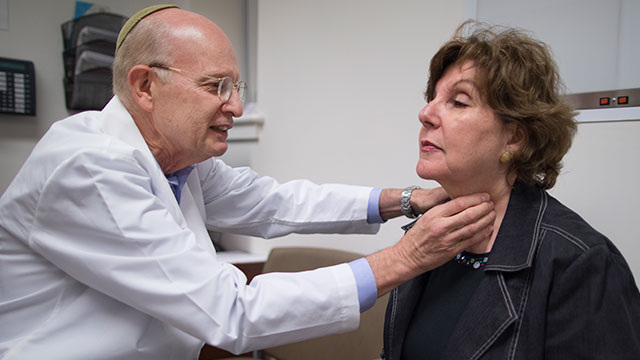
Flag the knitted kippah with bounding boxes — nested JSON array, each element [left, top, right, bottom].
[[116, 4, 179, 53]]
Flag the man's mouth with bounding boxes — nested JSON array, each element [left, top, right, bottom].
[[210, 126, 230, 132]]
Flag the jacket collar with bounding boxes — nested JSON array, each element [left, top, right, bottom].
[[441, 182, 547, 359], [400, 182, 545, 272], [387, 182, 548, 360], [483, 182, 546, 272]]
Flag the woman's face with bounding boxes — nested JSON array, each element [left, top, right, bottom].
[[416, 61, 515, 195]]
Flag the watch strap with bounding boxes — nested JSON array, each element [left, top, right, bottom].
[[400, 186, 421, 219]]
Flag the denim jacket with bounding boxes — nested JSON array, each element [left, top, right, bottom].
[[382, 182, 640, 360]]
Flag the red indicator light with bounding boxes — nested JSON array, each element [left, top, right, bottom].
[[618, 96, 629, 105], [600, 97, 610, 106]]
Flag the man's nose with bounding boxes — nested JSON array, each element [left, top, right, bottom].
[[223, 92, 243, 118]]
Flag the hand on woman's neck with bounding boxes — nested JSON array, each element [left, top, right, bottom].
[[445, 173, 516, 254]]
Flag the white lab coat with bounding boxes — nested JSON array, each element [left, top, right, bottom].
[[0, 97, 380, 360]]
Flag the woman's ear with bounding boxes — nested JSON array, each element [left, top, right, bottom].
[[128, 65, 155, 112], [505, 122, 526, 153]]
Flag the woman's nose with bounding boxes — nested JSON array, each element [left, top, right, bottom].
[[418, 102, 438, 128]]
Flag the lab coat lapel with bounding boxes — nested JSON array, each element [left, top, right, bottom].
[[180, 170, 216, 255], [100, 97, 187, 228]]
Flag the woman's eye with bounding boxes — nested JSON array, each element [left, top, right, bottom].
[[453, 100, 468, 108]]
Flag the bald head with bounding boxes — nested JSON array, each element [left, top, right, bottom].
[[115, 4, 179, 54], [112, 7, 236, 106]]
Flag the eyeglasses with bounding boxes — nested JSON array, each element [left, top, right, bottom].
[[150, 65, 246, 103]]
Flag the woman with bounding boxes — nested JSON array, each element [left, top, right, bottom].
[[382, 22, 640, 359]]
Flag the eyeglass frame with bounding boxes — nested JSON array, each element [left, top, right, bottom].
[[149, 64, 246, 103]]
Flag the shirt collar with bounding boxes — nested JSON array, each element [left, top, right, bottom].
[[165, 165, 195, 204]]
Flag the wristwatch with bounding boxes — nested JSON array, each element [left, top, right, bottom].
[[400, 185, 421, 219]]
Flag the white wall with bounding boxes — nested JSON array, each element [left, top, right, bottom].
[[0, 0, 246, 194], [218, 0, 640, 284], [219, 0, 468, 255], [474, 0, 640, 285], [476, 0, 640, 93], [2, 0, 639, 281], [551, 121, 640, 280], [0, 0, 74, 193]]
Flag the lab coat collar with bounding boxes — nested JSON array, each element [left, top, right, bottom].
[[101, 96, 168, 180], [100, 96, 215, 254], [100, 96, 188, 228], [101, 96, 151, 154]]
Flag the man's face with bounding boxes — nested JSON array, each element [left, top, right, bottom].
[[150, 26, 243, 166]]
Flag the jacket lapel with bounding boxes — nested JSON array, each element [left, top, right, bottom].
[[387, 272, 429, 360], [444, 183, 545, 359], [442, 272, 518, 360]]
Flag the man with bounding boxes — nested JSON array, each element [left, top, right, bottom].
[[0, 5, 495, 359]]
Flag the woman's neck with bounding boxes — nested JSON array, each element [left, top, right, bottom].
[[444, 174, 516, 254]]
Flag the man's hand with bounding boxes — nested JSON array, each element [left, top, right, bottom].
[[378, 187, 449, 220], [366, 193, 495, 296]]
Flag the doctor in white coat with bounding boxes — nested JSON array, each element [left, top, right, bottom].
[[0, 5, 496, 360]]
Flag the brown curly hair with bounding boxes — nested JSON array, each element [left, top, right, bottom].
[[425, 21, 577, 189]]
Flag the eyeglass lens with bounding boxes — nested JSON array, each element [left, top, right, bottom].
[[220, 77, 246, 103]]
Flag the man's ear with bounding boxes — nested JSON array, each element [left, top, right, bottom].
[[128, 65, 156, 112]]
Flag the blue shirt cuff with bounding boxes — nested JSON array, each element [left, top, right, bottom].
[[367, 188, 384, 224], [348, 257, 377, 313]]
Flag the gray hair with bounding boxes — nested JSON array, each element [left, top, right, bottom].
[[112, 15, 174, 105]]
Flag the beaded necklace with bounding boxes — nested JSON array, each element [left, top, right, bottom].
[[454, 252, 489, 269]]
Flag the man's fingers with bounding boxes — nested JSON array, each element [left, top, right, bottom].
[[434, 192, 491, 217], [444, 203, 496, 243], [414, 192, 494, 242], [428, 187, 449, 204], [453, 221, 494, 254], [403, 192, 495, 273]]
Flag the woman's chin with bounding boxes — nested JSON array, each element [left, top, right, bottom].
[[415, 165, 439, 181]]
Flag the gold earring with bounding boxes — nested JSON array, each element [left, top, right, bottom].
[[499, 151, 512, 164]]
